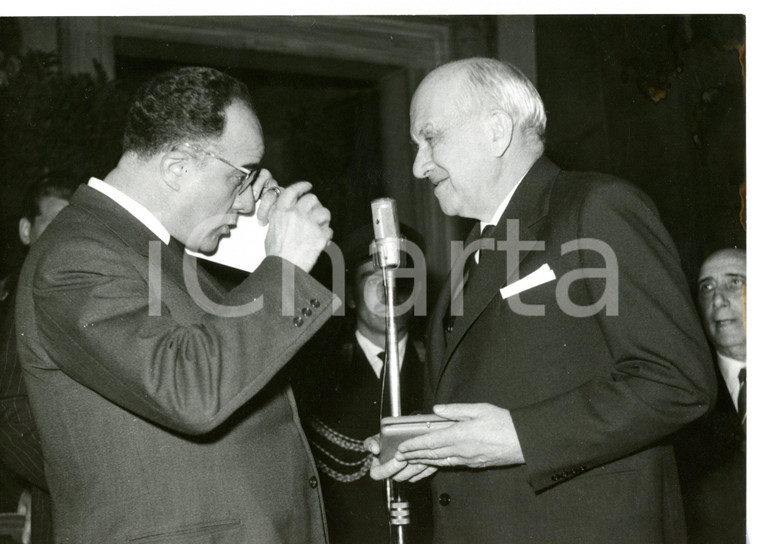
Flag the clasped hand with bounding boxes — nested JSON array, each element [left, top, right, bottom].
[[252, 171, 332, 273], [364, 403, 525, 482]]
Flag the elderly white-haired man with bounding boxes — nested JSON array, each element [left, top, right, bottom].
[[367, 57, 715, 544]]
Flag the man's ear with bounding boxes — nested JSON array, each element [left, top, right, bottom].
[[490, 110, 514, 158], [160, 149, 191, 191], [18, 217, 32, 246]]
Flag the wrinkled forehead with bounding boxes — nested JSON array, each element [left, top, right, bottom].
[[699, 251, 746, 281], [410, 71, 469, 135]]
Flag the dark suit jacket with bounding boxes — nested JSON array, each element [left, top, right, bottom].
[[675, 365, 746, 543], [1, 273, 47, 491], [0, 274, 53, 544], [293, 328, 432, 544], [425, 157, 715, 544], [15, 185, 338, 543]]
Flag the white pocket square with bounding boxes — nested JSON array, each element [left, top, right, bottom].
[[500, 263, 556, 299]]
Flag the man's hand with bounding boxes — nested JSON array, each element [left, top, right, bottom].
[[393, 403, 525, 469], [252, 169, 278, 225], [364, 434, 439, 482], [264, 181, 332, 272]]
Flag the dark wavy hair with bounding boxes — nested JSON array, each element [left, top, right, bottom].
[[122, 66, 254, 157]]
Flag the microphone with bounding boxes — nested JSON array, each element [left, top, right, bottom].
[[372, 198, 400, 239], [371, 198, 402, 269], [371, 197, 410, 543]]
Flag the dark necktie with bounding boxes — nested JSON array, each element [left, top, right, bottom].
[[738, 367, 746, 433], [444, 224, 498, 338], [464, 224, 497, 288]]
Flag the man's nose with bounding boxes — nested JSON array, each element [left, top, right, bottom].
[[233, 186, 255, 215], [412, 146, 433, 180], [712, 287, 730, 308]]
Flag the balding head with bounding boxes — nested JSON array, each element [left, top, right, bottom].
[[697, 248, 746, 360], [414, 58, 546, 150], [409, 58, 546, 221]]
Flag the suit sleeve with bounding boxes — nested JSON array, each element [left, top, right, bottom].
[[30, 237, 338, 435], [510, 181, 716, 491]]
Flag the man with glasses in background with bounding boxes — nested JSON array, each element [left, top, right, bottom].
[[15, 66, 337, 544], [676, 248, 746, 543]]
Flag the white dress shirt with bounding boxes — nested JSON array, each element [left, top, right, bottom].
[[88, 178, 171, 245], [355, 329, 408, 379], [717, 352, 746, 412]]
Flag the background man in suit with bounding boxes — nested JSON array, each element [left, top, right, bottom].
[[0, 172, 77, 544], [676, 247, 746, 543], [293, 223, 432, 544], [697, 249, 747, 380], [15, 67, 336, 543], [367, 57, 715, 543]]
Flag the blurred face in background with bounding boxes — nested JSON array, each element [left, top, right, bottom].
[[697, 248, 747, 360], [19, 195, 70, 247], [350, 260, 414, 344]]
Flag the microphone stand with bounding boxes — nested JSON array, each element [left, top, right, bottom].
[[372, 228, 409, 544]]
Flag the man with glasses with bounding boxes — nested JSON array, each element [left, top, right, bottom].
[[15, 67, 336, 543], [676, 248, 746, 543]]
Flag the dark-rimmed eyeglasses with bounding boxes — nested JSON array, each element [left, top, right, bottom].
[[182, 142, 261, 195]]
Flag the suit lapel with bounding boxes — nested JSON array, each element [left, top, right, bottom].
[[427, 271, 454, 396], [716, 372, 744, 428], [160, 238, 225, 303], [426, 220, 483, 396], [434, 157, 560, 394]]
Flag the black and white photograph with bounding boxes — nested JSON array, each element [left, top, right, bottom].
[[0, 9, 749, 544]]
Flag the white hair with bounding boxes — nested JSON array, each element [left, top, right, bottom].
[[444, 58, 547, 149]]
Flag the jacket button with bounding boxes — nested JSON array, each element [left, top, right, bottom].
[[438, 493, 451, 506], [293, 316, 304, 327], [309, 476, 318, 489], [302, 307, 312, 317], [310, 298, 321, 308]]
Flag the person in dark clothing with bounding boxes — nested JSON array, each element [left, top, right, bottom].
[[0, 172, 77, 544], [293, 223, 432, 544], [14, 67, 335, 544], [367, 57, 714, 544], [676, 248, 746, 544]]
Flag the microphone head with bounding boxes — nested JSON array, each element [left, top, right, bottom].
[[371, 198, 400, 240]]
